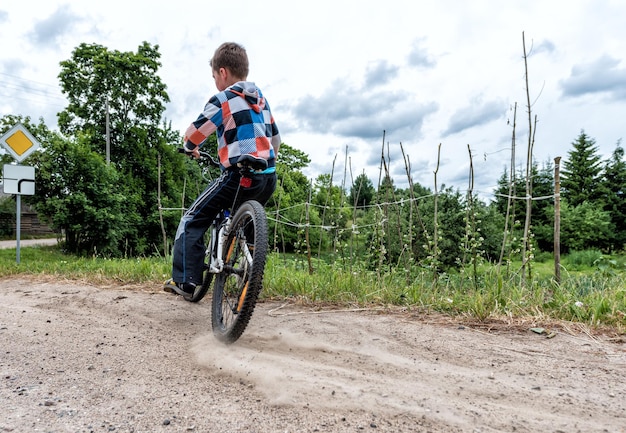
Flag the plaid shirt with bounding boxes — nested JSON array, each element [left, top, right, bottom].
[[184, 81, 280, 170]]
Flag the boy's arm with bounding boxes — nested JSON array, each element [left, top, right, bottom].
[[183, 98, 221, 153], [271, 129, 281, 156], [268, 109, 281, 156]]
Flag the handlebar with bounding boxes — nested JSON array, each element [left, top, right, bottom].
[[177, 148, 268, 172], [178, 147, 220, 168]]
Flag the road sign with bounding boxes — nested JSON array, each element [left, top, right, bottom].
[[3, 164, 35, 195], [0, 123, 40, 162]]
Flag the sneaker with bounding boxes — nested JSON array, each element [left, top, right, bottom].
[[163, 279, 196, 300]]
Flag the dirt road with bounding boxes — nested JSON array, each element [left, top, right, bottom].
[[0, 238, 58, 249], [1, 278, 624, 433]]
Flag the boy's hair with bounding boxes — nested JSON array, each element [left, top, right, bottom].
[[210, 42, 249, 79]]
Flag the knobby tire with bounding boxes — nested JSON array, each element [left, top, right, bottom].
[[211, 200, 268, 344]]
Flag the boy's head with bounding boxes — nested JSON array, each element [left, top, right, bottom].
[[210, 42, 249, 90]]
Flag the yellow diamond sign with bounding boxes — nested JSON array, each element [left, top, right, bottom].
[[1, 123, 40, 162]]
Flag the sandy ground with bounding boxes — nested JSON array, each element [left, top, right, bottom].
[[1, 277, 625, 433]]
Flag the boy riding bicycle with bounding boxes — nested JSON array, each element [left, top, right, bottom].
[[164, 42, 281, 299]]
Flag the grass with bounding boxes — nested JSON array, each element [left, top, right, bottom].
[[0, 245, 171, 285], [263, 254, 626, 331], [1, 245, 625, 332]]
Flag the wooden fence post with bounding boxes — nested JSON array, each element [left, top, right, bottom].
[[554, 156, 561, 284]]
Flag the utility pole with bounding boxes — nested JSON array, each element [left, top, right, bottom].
[[105, 98, 110, 164]]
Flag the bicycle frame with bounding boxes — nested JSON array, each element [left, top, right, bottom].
[[207, 207, 255, 275], [207, 210, 231, 274]]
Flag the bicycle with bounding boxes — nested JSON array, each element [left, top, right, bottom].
[[179, 149, 270, 344]]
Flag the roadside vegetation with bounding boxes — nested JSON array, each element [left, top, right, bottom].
[[1, 246, 624, 332]]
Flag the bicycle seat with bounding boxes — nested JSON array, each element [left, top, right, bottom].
[[236, 154, 268, 171]]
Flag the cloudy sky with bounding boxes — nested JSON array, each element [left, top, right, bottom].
[[1, 0, 625, 199]]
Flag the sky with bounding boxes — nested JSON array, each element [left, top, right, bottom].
[[1, 0, 625, 200]]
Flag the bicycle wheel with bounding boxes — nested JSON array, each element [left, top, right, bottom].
[[185, 230, 214, 303], [211, 200, 268, 344]]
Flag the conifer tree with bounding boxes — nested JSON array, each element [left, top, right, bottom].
[[602, 141, 626, 251], [561, 130, 605, 206]]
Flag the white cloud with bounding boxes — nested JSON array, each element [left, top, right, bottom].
[[444, 98, 507, 137], [560, 55, 626, 100], [28, 4, 82, 48]]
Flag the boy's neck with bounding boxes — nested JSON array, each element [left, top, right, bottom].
[[227, 77, 246, 86]]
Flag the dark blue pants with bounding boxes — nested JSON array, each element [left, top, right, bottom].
[[171, 169, 276, 285]]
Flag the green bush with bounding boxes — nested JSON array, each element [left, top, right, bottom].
[[533, 251, 553, 263], [564, 250, 603, 269], [0, 196, 15, 237]]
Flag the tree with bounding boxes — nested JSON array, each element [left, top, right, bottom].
[[494, 160, 554, 253], [349, 172, 375, 209], [602, 141, 626, 251], [421, 186, 466, 270], [274, 143, 310, 171], [56, 42, 189, 256], [0, 192, 14, 238], [561, 131, 605, 207], [34, 134, 128, 255], [556, 201, 612, 253], [266, 144, 313, 253], [312, 173, 350, 254], [480, 202, 507, 262], [58, 41, 169, 159]]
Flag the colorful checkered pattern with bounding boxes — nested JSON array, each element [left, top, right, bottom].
[[183, 81, 280, 169]]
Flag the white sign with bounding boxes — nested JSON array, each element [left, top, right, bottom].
[[3, 164, 35, 195]]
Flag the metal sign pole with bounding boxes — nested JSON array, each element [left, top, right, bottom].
[[16, 194, 21, 264], [1, 123, 41, 265]]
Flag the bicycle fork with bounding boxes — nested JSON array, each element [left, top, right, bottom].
[[208, 215, 231, 274]]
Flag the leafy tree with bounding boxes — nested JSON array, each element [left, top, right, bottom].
[[274, 143, 310, 171], [34, 133, 128, 255], [550, 201, 612, 253], [494, 160, 555, 253], [56, 42, 189, 256], [479, 202, 507, 262], [368, 174, 400, 269], [0, 196, 14, 237], [312, 173, 350, 254], [269, 169, 314, 253], [58, 41, 169, 159], [266, 144, 314, 253], [423, 186, 466, 270], [364, 176, 466, 272], [561, 130, 605, 207]]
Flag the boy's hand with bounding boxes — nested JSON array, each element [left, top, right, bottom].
[[179, 146, 200, 159], [182, 146, 200, 159]]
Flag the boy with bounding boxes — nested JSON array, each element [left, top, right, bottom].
[[164, 42, 280, 299]]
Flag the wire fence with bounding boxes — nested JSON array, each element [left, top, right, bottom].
[[160, 188, 558, 233]]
